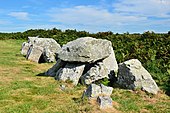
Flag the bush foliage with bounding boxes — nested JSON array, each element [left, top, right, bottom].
[[0, 28, 169, 95]]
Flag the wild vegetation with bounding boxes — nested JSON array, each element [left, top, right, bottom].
[[0, 29, 170, 112]]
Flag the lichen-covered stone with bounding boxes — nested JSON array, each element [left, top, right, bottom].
[[57, 37, 112, 63], [117, 59, 159, 94]]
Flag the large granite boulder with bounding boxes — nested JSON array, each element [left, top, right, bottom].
[[57, 37, 112, 63], [81, 62, 109, 85], [55, 63, 85, 85], [117, 59, 159, 94]]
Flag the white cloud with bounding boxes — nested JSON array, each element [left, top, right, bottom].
[[113, 0, 170, 18], [48, 6, 146, 27], [8, 12, 29, 20]]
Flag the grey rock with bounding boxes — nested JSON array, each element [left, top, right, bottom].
[[33, 38, 61, 54], [28, 36, 38, 44], [21, 42, 31, 56], [26, 45, 43, 63], [60, 84, 66, 91], [21, 37, 61, 63], [43, 47, 56, 62], [81, 62, 109, 85], [58, 37, 112, 63], [45, 59, 66, 77], [100, 84, 113, 96], [117, 59, 159, 94], [83, 84, 113, 98], [83, 84, 102, 98], [55, 63, 85, 85], [97, 96, 113, 109], [103, 47, 118, 77]]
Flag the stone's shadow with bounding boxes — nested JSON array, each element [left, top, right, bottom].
[[36, 72, 50, 77]]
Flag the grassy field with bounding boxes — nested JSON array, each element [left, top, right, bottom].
[[0, 40, 170, 113]]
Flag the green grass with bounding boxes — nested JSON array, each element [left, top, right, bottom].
[[0, 39, 170, 113]]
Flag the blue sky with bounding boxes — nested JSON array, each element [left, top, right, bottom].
[[0, 0, 170, 33]]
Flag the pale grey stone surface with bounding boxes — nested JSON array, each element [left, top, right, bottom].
[[26, 45, 43, 63], [103, 47, 118, 77], [45, 59, 66, 77], [81, 62, 109, 85], [97, 96, 113, 109], [100, 84, 113, 96], [57, 37, 112, 63], [117, 59, 159, 94], [21, 37, 61, 63], [21, 42, 31, 56], [55, 63, 85, 85], [83, 84, 113, 98], [83, 84, 102, 98]]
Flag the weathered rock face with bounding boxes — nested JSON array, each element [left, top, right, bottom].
[[21, 42, 31, 56], [45, 59, 66, 77], [81, 62, 109, 85], [103, 48, 118, 77], [117, 59, 159, 94], [26, 45, 43, 63], [83, 84, 102, 98], [97, 96, 113, 109], [33, 38, 61, 54], [83, 84, 113, 98], [55, 63, 85, 85], [83, 84, 113, 109], [57, 37, 112, 63], [21, 37, 61, 63]]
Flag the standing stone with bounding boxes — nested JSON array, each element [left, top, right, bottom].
[[83, 84, 113, 98], [97, 96, 113, 109], [81, 62, 109, 85], [43, 48, 56, 62], [55, 63, 85, 85], [117, 59, 159, 94], [21, 42, 31, 56], [103, 48, 118, 77], [83, 84, 102, 98], [26, 45, 43, 63], [45, 59, 66, 77], [100, 84, 113, 96], [57, 37, 112, 63]]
